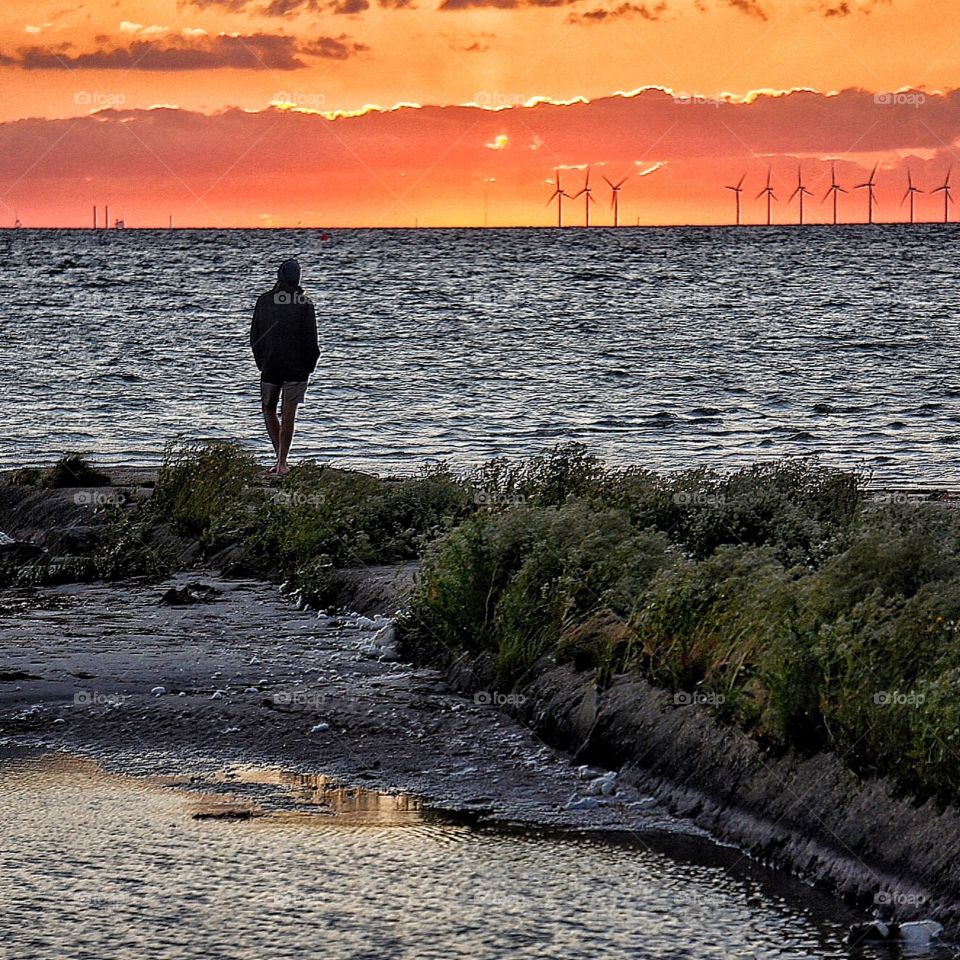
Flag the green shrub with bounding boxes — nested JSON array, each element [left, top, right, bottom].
[[45, 452, 110, 488], [152, 440, 259, 548]]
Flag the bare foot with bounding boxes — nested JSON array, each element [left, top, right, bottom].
[[267, 465, 279, 475], [276, 462, 291, 476]]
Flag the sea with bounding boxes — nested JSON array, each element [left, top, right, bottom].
[[2, 225, 958, 482]]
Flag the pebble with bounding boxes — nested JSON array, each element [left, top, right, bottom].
[[150, 686, 166, 696], [210, 690, 224, 700], [311, 722, 330, 733], [564, 796, 600, 811]]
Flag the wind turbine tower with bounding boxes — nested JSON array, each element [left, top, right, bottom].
[[725, 174, 746, 226], [757, 169, 776, 226], [902, 169, 924, 224], [789, 165, 813, 225], [546, 169, 570, 228], [933, 166, 954, 224], [822, 163, 847, 225], [855, 164, 879, 224], [572, 167, 597, 227], [603, 173, 629, 227]]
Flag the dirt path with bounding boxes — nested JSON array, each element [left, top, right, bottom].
[[0, 573, 697, 835]]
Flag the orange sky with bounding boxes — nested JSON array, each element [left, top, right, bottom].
[[1, 0, 959, 225]]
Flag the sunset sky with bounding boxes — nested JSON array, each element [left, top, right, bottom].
[[2, 0, 959, 226]]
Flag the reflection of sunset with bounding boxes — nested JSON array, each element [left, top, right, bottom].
[[1, 0, 959, 225]]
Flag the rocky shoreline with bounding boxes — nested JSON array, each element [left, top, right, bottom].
[[1, 466, 957, 947]]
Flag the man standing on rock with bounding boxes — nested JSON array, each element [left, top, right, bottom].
[[250, 259, 320, 475]]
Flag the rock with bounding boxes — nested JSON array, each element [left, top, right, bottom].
[[210, 690, 224, 700], [564, 796, 600, 811], [0, 536, 45, 562], [576, 764, 604, 781], [586, 771, 618, 796], [847, 921, 891, 945], [53, 717, 65, 725], [311, 722, 330, 733], [150, 686, 166, 696], [897, 921, 942, 944], [160, 582, 223, 606]]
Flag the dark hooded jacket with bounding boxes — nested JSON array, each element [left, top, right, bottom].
[[250, 281, 320, 383]]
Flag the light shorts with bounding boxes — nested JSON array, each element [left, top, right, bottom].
[[261, 379, 308, 409]]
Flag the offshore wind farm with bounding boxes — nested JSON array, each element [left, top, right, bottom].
[[543, 161, 960, 228]]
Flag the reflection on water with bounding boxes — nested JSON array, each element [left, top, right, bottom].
[[0, 752, 943, 960], [186, 765, 425, 826]]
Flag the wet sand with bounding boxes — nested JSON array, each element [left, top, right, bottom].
[[0, 572, 689, 834]]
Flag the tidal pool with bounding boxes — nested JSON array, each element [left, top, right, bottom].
[[0, 752, 944, 959]]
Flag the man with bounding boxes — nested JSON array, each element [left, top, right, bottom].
[[250, 259, 320, 475]]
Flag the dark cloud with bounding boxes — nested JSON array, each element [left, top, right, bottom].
[[725, 0, 767, 19], [185, 0, 409, 12], [569, 1, 667, 23], [302, 36, 369, 56], [3, 33, 367, 71], [816, 0, 891, 14], [440, 0, 568, 9]]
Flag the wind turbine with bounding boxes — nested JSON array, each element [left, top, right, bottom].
[[603, 173, 629, 227], [855, 163, 879, 224], [546, 169, 570, 228], [756, 168, 776, 225], [822, 163, 847, 225], [901, 168, 924, 224], [933, 166, 954, 224], [572, 167, 597, 227], [725, 173, 746, 226], [789, 165, 813, 225]]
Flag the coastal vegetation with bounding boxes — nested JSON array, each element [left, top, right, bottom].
[[3, 442, 959, 805]]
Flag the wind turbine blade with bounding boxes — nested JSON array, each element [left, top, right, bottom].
[[789, 187, 800, 201], [615, 176, 629, 188], [602, 175, 614, 189], [737, 173, 746, 189], [822, 187, 832, 203]]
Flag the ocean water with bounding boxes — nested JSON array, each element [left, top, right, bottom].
[[2, 225, 958, 482], [0, 752, 897, 960]]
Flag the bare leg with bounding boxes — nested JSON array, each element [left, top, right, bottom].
[[277, 401, 299, 474], [262, 404, 280, 462]]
